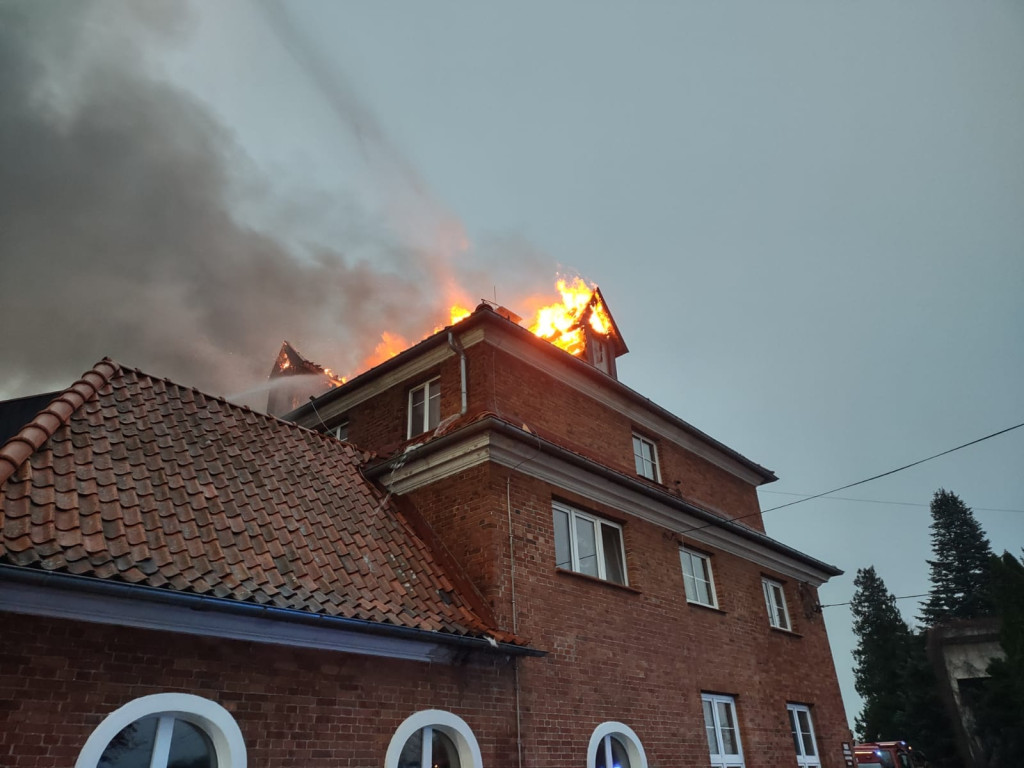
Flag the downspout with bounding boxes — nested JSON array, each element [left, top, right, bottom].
[[447, 331, 467, 416]]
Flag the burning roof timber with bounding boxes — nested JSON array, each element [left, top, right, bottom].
[[266, 280, 630, 416], [266, 340, 345, 417]]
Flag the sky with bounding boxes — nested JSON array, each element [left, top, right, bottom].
[[2, 0, 1022, 731]]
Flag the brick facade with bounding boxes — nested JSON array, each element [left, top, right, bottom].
[[0, 615, 516, 768], [1, 306, 852, 767]]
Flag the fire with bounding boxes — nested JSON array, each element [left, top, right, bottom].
[[306, 276, 613, 390], [528, 277, 611, 356], [450, 304, 472, 325]]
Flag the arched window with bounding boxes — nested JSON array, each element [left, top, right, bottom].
[[75, 693, 246, 768], [587, 722, 648, 768], [386, 710, 482, 768]]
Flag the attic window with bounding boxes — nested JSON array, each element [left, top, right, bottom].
[[408, 377, 441, 438], [632, 434, 660, 482]]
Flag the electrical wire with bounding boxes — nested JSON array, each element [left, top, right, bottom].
[[818, 593, 929, 609], [758, 490, 1024, 514], [678, 420, 1024, 534], [760, 421, 1024, 515]]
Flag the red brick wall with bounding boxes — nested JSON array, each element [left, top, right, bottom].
[[406, 465, 851, 768], [0, 614, 516, 768], [344, 340, 766, 532]]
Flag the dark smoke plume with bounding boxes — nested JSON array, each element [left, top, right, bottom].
[[0, 1, 548, 406]]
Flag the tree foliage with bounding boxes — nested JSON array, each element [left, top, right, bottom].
[[851, 566, 959, 763], [852, 566, 913, 740], [968, 552, 1024, 768], [920, 489, 994, 626]]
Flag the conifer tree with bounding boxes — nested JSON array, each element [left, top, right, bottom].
[[920, 489, 994, 625], [851, 566, 913, 740]]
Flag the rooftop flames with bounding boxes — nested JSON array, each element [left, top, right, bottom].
[[274, 276, 616, 392]]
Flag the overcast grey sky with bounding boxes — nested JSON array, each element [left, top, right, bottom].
[[2, 1, 1022, 729]]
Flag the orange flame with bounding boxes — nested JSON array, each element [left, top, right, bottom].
[[528, 277, 610, 356], [322, 276, 610, 389]]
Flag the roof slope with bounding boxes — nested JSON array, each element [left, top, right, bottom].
[[0, 360, 511, 644]]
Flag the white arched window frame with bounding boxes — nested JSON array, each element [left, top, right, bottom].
[[385, 709, 483, 768], [587, 722, 648, 768], [75, 693, 246, 768]]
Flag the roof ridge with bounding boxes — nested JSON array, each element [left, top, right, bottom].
[[0, 358, 121, 487]]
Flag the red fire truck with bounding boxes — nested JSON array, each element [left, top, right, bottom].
[[853, 741, 926, 768]]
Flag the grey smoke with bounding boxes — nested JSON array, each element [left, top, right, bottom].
[[0, 1, 548, 403]]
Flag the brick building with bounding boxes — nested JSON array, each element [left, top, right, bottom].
[[0, 298, 851, 767]]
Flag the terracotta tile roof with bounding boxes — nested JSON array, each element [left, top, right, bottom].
[[0, 359, 519, 645]]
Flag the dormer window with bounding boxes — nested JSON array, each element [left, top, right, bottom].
[[408, 377, 441, 438], [632, 434, 660, 482]]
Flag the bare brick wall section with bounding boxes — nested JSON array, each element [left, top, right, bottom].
[[343, 340, 766, 532], [408, 465, 851, 768], [0, 614, 516, 768]]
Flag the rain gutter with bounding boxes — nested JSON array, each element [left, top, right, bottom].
[[0, 564, 544, 658]]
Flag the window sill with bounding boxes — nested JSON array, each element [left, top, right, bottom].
[[687, 600, 726, 615], [769, 625, 803, 638], [555, 568, 642, 595]]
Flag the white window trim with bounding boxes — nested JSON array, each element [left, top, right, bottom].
[[75, 693, 246, 768], [331, 420, 349, 440], [587, 721, 648, 768], [553, 501, 629, 585], [680, 547, 718, 608], [407, 377, 441, 438], [385, 709, 482, 768], [787, 704, 821, 768], [762, 577, 792, 631], [702, 693, 745, 768], [631, 434, 660, 482]]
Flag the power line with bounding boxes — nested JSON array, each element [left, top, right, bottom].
[[758, 490, 1024, 514], [678, 420, 1024, 535], [760, 421, 1024, 515], [819, 593, 929, 609]]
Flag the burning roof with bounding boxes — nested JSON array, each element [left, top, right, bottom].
[[267, 277, 629, 414]]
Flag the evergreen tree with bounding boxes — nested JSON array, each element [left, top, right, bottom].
[[851, 566, 960, 763], [851, 566, 914, 740], [920, 489, 994, 626], [969, 552, 1024, 768]]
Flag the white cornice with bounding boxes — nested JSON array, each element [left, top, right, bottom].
[[379, 430, 836, 586]]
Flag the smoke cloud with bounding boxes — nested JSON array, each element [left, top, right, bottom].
[[0, 1, 549, 406]]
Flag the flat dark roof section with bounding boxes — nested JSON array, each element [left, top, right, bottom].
[[0, 392, 60, 444]]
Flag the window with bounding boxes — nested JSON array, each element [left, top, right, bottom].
[[385, 710, 481, 768], [762, 578, 792, 630], [75, 693, 246, 768], [587, 722, 648, 768], [680, 548, 717, 608], [702, 694, 745, 768], [632, 434, 659, 481], [408, 377, 441, 437], [331, 421, 349, 441], [787, 704, 820, 768], [552, 501, 627, 585]]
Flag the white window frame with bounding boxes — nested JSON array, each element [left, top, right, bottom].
[[385, 709, 481, 768], [631, 434, 660, 481], [552, 501, 628, 585], [787, 704, 821, 768], [407, 377, 441, 438], [762, 577, 792, 631], [587, 721, 648, 768], [702, 693, 745, 768], [75, 693, 246, 768], [331, 420, 349, 441], [680, 547, 718, 608]]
